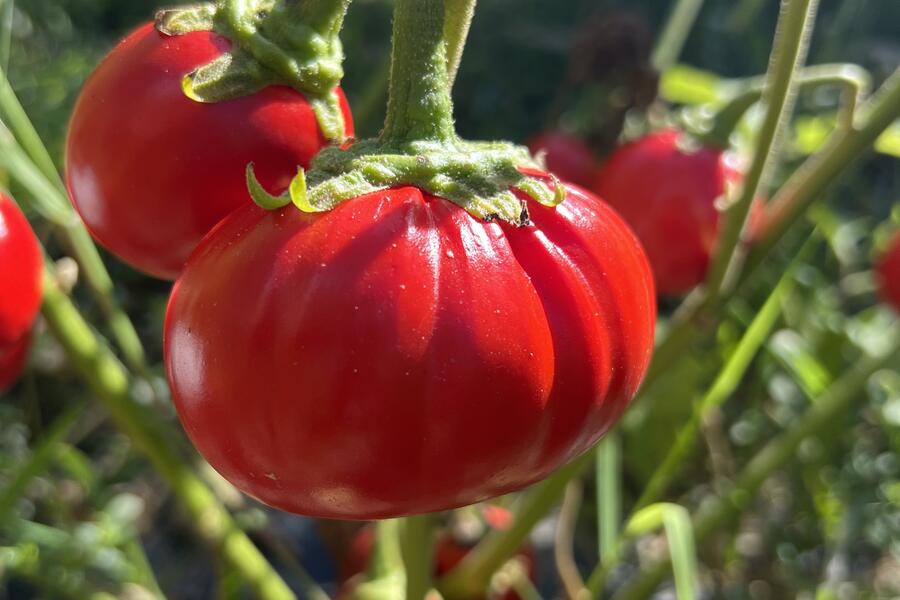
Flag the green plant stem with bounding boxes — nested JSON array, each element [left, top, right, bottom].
[[443, 0, 477, 85], [747, 67, 900, 276], [613, 329, 900, 600], [0, 69, 149, 375], [401, 514, 434, 600], [596, 434, 621, 560], [704, 0, 818, 297], [702, 63, 870, 148], [632, 238, 808, 512], [371, 519, 404, 578], [381, 0, 456, 143], [439, 454, 591, 599], [39, 268, 295, 600], [0, 0, 13, 72], [652, 0, 706, 71], [0, 402, 84, 522]]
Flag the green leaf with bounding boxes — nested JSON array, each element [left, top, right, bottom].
[[660, 64, 724, 105]]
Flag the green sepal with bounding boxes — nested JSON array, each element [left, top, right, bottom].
[[182, 52, 273, 104], [249, 139, 568, 227], [246, 164, 291, 210], [155, 3, 218, 36], [154, 0, 349, 142]]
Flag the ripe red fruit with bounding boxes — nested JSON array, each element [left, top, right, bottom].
[[165, 180, 656, 519], [0, 194, 43, 390], [876, 232, 900, 311], [592, 128, 758, 297], [528, 132, 596, 189], [66, 23, 354, 280]]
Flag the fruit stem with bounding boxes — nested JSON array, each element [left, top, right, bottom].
[[381, 0, 457, 144], [400, 514, 435, 600], [443, 0, 477, 85], [704, 0, 819, 298]]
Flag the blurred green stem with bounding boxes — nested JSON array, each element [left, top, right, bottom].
[[632, 237, 809, 512], [0, 402, 84, 522], [39, 267, 295, 600], [703, 63, 871, 148], [0, 67, 149, 375], [747, 67, 900, 275], [400, 514, 434, 600], [613, 326, 900, 600], [439, 454, 591, 599], [0, 0, 12, 72], [596, 434, 621, 560], [705, 0, 819, 297], [652, 0, 706, 71]]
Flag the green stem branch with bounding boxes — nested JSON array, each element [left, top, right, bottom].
[[613, 328, 900, 600], [401, 514, 434, 600], [381, 0, 456, 143], [704, 0, 819, 297], [652, 0, 706, 71], [443, 0, 477, 85], [39, 267, 295, 600]]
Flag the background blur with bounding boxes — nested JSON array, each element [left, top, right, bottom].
[[2, 0, 899, 598]]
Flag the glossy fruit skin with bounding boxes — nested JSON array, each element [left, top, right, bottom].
[[528, 132, 596, 189], [339, 525, 535, 600], [0, 195, 42, 391], [165, 180, 656, 519], [66, 23, 354, 280], [592, 128, 757, 297], [877, 232, 900, 312]]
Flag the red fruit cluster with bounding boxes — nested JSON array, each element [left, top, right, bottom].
[[66, 23, 353, 281], [0, 195, 42, 391]]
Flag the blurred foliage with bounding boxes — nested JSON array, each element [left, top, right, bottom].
[[2, 0, 899, 599]]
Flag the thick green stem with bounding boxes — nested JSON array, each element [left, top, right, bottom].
[[0, 0, 11, 72], [371, 519, 404, 579], [39, 268, 295, 600], [401, 514, 434, 600], [705, 0, 818, 297], [443, 0, 477, 85], [613, 330, 900, 600], [381, 0, 456, 143], [747, 67, 900, 276], [439, 454, 591, 599], [596, 434, 621, 561], [652, 0, 706, 71]]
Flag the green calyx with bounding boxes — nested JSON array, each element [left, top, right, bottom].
[[247, 138, 565, 226], [155, 0, 349, 141]]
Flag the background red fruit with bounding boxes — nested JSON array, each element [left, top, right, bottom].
[[592, 128, 760, 297], [0, 195, 42, 347], [528, 132, 596, 188], [877, 232, 900, 311], [66, 23, 354, 280], [165, 182, 655, 519], [0, 195, 42, 391]]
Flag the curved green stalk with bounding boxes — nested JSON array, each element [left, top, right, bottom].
[[704, 0, 819, 297], [39, 267, 295, 600], [401, 514, 434, 600]]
